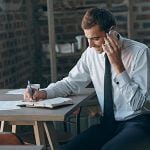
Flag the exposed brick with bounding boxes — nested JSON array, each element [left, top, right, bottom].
[[0, 0, 36, 88], [136, 14, 150, 20], [0, 82, 4, 88], [39, 19, 48, 26], [134, 23, 139, 29], [0, 15, 7, 22], [137, 0, 150, 2], [85, 0, 104, 5], [133, 6, 139, 11], [143, 22, 150, 28], [117, 23, 127, 29], [7, 14, 14, 21], [137, 31, 150, 36], [142, 6, 150, 11], [0, 0, 150, 88], [64, 25, 76, 32], [61, 17, 77, 24], [116, 15, 127, 21], [55, 26, 64, 33]]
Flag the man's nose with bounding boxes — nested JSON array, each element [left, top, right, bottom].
[[88, 39, 94, 48]]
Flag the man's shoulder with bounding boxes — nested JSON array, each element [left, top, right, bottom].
[[81, 47, 96, 56], [123, 38, 148, 51]]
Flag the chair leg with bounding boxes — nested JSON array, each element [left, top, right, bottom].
[[12, 125, 17, 133]]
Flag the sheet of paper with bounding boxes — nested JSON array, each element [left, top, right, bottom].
[[0, 101, 23, 110], [6, 89, 25, 95]]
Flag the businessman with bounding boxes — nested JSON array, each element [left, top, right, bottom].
[[24, 7, 150, 150]]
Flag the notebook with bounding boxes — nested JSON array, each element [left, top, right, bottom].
[[18, 97, 73, 109]]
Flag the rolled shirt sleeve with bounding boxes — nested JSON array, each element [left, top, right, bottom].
[[44, 50, 91, 99], [113, 48, 150, 111]]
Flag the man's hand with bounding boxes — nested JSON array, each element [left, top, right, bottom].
[[24, 89, 47, 101], [102, 32, 125, 74]]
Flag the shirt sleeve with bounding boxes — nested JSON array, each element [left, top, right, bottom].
[[45, 51, 91, 98], [113, 47, 150, 111]]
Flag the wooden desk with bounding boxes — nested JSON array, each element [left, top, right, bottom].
[[0, 88, 95, 150]]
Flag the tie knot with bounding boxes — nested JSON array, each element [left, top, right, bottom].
[[104, 53, 108, 60]]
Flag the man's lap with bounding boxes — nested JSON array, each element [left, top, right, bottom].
[[102, 121, 150, 150], [64, 124, 111, 150], [64, 115, 150, 150]]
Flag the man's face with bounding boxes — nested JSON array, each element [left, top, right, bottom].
[[84, 25, 106, 53]]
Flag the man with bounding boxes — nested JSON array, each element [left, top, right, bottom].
[[24, 8, 150, 150]]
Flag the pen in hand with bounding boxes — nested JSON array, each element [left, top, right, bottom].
[[26, 81, 41, 101], [27, 80, 33, 100]]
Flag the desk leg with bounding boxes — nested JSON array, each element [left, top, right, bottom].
[[0, 121, 5, 132], [34, 121, 45, 145], [0, 121, 16, 133], [43, 122, 60, 150]]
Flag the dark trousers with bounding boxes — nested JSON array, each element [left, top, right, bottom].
[[64, 114, 150, 150]]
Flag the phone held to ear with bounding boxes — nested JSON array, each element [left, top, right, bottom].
[[108, 30, 119, 40]]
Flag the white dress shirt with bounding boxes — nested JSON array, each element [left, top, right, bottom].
[[45, 35, 150, 121]]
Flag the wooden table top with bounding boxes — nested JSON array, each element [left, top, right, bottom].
[[0, 88, 95, 121]]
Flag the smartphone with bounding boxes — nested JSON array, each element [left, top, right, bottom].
[[108, 30, 119, 40]]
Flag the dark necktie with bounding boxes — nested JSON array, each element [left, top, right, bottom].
[[103, 54, 115, 127]]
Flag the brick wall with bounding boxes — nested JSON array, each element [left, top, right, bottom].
[[134, 0, 150, 45], [0, 0, 150, 88], [39, 0, 150, 85], [0, 0, 39, 88]]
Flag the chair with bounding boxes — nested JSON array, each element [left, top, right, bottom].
[[0, 132, 24, 145]]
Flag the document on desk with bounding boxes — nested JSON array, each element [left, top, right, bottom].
[[6, 89, 25, 95], [0, 101, 22, 110], [18, 97, 73, 109]]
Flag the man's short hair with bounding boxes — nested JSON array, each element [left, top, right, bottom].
[[81, 7, 116, 33]]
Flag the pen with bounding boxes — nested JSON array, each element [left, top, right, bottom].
[[27, 80, 31, 88], [27, 80, 33, 97]]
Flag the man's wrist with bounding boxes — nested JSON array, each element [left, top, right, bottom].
[[40, 90, 47, 99], [115, 63, 125, 75]]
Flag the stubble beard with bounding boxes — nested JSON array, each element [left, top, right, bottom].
[[94, 46, 103, 54]]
